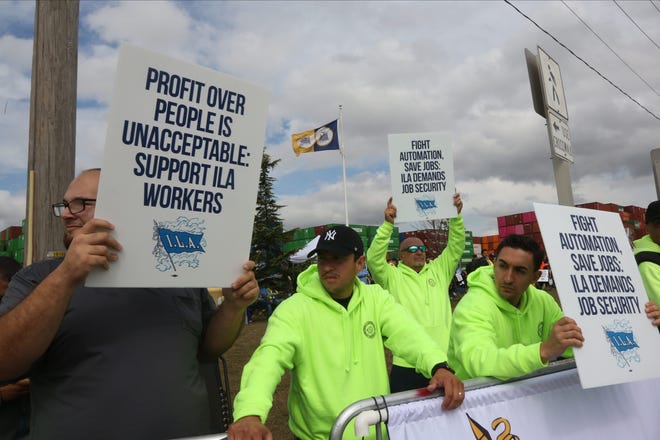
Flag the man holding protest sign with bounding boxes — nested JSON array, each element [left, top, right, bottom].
[[229, 225, 464, 440], [448, 234, 584, 381], [0, 169, 259, 439], [366, 193, 464, 392]]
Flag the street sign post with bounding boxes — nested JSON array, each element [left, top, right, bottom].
[[525, 45, 574, 206]]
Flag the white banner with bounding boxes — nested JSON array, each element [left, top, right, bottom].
[[387, 132, 455, 223], [388, 368, 660, 439]]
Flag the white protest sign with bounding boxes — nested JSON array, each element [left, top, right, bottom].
[[534, 202, 660, 388], [388, 132, 455, 223], [87, 44, 270, 287]]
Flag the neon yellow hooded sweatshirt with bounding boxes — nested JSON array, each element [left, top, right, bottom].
[[448, 265, 567, 380], [233, 264, 447, 439], [366, 215, 464, 368], [633, 234, 660, 304]]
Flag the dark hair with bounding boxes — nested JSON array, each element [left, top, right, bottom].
[[495, 235, 544, 271], [0, 256, 21, 281]]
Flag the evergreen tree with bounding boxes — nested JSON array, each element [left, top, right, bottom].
[[250, 150, 294, 295]]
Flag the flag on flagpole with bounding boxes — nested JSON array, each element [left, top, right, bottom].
[[291, 119, 340, 156]]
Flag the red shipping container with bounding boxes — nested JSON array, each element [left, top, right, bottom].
[[624, 205, 645, 220], [531, 232, 544, 246], [522, 211, 537, 223], [576, 202, 603, 211], [523, 223, 533, 234], [497, 217, 506, 227], [507, 214, 523, 225], [5, 226, 21, 240]]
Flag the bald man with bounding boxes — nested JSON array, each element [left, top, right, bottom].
[[366, 194, 465, 392]]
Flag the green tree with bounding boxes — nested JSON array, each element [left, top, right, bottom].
[[250, 150, 294, 294]]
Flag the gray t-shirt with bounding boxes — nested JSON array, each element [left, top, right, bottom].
[[0, 258, 217, 439]]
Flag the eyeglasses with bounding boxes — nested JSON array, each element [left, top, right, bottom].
[[403, 245, 427, 253], [52, 198, 96, 217]]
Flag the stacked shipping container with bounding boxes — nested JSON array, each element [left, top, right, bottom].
[[0, 221, 25, 264], [477, 234, 500, 257], [497, 210, 542, 247], [472, 202, 647, 253]]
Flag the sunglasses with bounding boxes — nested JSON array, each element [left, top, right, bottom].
[[404, 245, 427, 253]]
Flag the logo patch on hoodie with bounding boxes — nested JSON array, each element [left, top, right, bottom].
[[537, 322, 544, 338], [363, 321, 376, 338]]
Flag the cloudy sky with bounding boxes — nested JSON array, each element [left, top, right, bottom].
[[1, 0, 659, 236]]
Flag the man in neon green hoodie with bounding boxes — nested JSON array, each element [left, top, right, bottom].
[[448, 234, 584, 381], [633, 200, 660, 305], [366, 194, 464, 392], [229, 225, 464, 440]]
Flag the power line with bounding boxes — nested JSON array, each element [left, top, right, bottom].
[[651, 0, 660, 15], [561, 1, 660, 97], [613, 0, 660, 51], [504, 0, 660, 122]]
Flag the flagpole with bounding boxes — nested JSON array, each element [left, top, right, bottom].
[[339, 104, 349, 226], [154, 220, 176, 272]]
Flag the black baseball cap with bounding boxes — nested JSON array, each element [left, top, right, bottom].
[[307, 225, 364, 258], [646, 200, 660, 224]]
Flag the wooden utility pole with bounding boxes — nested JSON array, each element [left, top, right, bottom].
[[26, 0, 79, 262]]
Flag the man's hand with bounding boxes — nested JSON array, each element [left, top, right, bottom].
[[384, 197, 397, 224], [203, 262, 260, 356], [453, 193, 463, 214], [0, 378, 30, 402], [645, 301, 660, 327], [227, 415, 272, 440], [540, 316, 584, 362], [427, 367, 465, 410], [59, 218, 122, 284], [222, 261, 259, 310]]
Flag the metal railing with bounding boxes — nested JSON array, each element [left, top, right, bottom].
[[329, 359, 576, 440]]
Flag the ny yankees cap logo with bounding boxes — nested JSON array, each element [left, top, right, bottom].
[[308, 225, 364, 257]]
